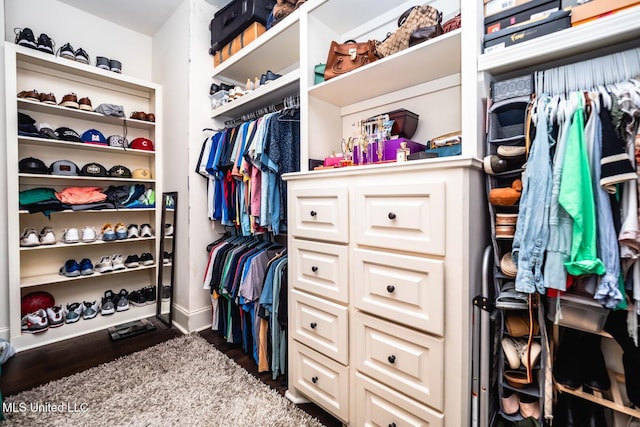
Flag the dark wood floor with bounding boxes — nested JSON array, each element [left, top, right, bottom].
[[0, 318, 342, 427]]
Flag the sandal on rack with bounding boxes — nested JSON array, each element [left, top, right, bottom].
[[495, 282, 528, 310]]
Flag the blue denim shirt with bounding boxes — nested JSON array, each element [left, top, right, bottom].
[[513, 98, 553, 294]]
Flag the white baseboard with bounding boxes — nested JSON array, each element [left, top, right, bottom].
[[171, 303, 212, 334]]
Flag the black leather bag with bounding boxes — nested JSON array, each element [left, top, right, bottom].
[[209, 0, 276, 55]]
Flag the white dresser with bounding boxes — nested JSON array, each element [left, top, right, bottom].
[[284, 157, 486, 426]]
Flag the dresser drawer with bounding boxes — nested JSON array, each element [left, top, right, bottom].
[[353, 312, 444, 411], [290, 340, 350, 423], [354, 372, 444, 427], [291, 289, 348, 364], [290, 239, 349, 303], [353, 248, 444, 336], [354, 182, 445, 255], [289, 186, 348, 243]]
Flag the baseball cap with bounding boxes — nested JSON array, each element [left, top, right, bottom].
[[80, 162, 108, 177], [132, 168, 152, 179], [50, 160, 79, 176], [54, 127, 82, 142], [93, 103, 125, 118], [35, 123, 58, 139], [107, 135, 129, 148], [130, 137, 154, 151], [18, 113, 39, 137], [19, 157, 49, 174], [108, 165, 132, 178], [81, 129, 107, 145]]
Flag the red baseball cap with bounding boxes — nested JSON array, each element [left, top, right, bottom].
[[130, 137, 154, 151]]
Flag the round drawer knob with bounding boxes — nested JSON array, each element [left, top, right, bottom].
[[310, 210, 317, 217], [388, 212, 396, 220], [388, 355, 396, 364], [386, 285, 395, 293], [311, 266, 318, 272], [311, 376, 318, 384], [310, 322, 317, 329]]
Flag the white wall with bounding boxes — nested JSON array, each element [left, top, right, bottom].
[[153, 0, 219, 332], [0, 1, 8, 340]]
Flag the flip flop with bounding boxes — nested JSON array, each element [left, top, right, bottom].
[[495, 282, 529, 310]]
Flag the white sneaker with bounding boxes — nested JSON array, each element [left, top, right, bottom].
[[46, 305, 64, 328], [140, 223, 154, 238], [81, 226, 97, 243], [20, 228, 40, 247], [95, 255, 113, 273], [127, 224, 139, 238], [62, 227, 80, 244], [39, 227, 56, 245], [164, 224, 174, 236], [111, 254, 126, 271]]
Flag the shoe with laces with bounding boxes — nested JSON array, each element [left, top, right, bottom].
[[81, 225, 97, 243], [15, 27, 36, 49], [59, 92, 79, 109], [18, 89, 40, 102], [114, 222, 127, 240], [163, 252, 172, 265], [20, 227, 40, 247], [161, 285, 172, 302], [101, 290, 116, 315], [62, 227, 80, 244], [95, 255, 113, 273], [124, 254, 140, 268], [501, 337, 542, 370], [129, 289, 147, 307], [143, 285, 157, 304], [111, 254, 126, 271], [39, 92, 57, 105], [164, 224, 174, 236], [82, 300, 100, 319], [39, 226, 56, 245], [96, 56, 110, 70], [59, 259, 81, 277], [21, 309, 48, 333], [140, 223, 154, 238], [109, 59, 122, 73], [127, 224, 139, 239], [74, 47, 89, 64], [79, 258, 94, 275], [116, 289, 130, 312], [57, 42, 75, 60], [100, 224, 116, 241], [139, 252, 155, 266], [46, 305, 64, 328], [36, 33, 55, 54], [78, 97, 92, 111], [65, 302, 83, 324]]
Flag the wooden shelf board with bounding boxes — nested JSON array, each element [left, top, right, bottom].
[[20, 236, 156, 252], [20, 264, 156, 288], [18, 136, 155, 156]]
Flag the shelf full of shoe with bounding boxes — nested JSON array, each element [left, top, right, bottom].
[[475, 5, 640, 426], [5, 42, 163, 351], [209, 4, 302, 121]]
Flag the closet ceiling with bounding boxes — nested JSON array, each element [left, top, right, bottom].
[[56, 0, 183, 36]]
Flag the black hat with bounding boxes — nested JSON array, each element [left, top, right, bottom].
[[19, 157, 49, 174], [108, 165, 132, 178], [54, 127, 82, 142], [80, 162, 108, 177], [18, 113, 39, 137]]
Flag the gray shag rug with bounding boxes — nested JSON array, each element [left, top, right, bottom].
[[3, 334, 325, 426]]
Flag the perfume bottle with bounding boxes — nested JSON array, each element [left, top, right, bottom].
[[396, 141, 410, 162]]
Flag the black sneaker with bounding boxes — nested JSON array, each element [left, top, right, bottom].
[[129, 289, 147, 307], [57, 42, 75, 60], [15, 27, 36, 49], [96, 56, 110, 70], [161, 285, 172, 302], [124, 254, 140, 268], [36, 33, 55, 55], [75, 47, 89, 64], [109, 59, 122, 73], [101, 290, 116, 316], [116, 289, 129, 312], [139, 252, 154, 266], [142, 285, 156, 304]]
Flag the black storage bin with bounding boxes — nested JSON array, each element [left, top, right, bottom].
[[209, 0, 276, 55]]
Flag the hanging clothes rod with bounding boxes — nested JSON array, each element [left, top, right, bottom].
[[223, 94, 300, 127], [534, 47, 640, 95]]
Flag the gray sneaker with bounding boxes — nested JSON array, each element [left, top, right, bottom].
[[82, 300, 100, 320], [96, 56, 110, 70], [65, 302, 83, 324]]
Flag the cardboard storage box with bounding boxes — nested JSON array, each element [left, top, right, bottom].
[[484, 0, 560, 33], [568, 0, 640, 25], [213, 22, 266, 67], [484, 10, 570, 53]]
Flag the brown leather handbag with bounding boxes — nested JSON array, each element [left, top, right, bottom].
[[323, 40, 377, 81], [375, 4, 441, 58]]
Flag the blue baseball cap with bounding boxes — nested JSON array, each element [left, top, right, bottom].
[[81, 128, 107, 145]]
